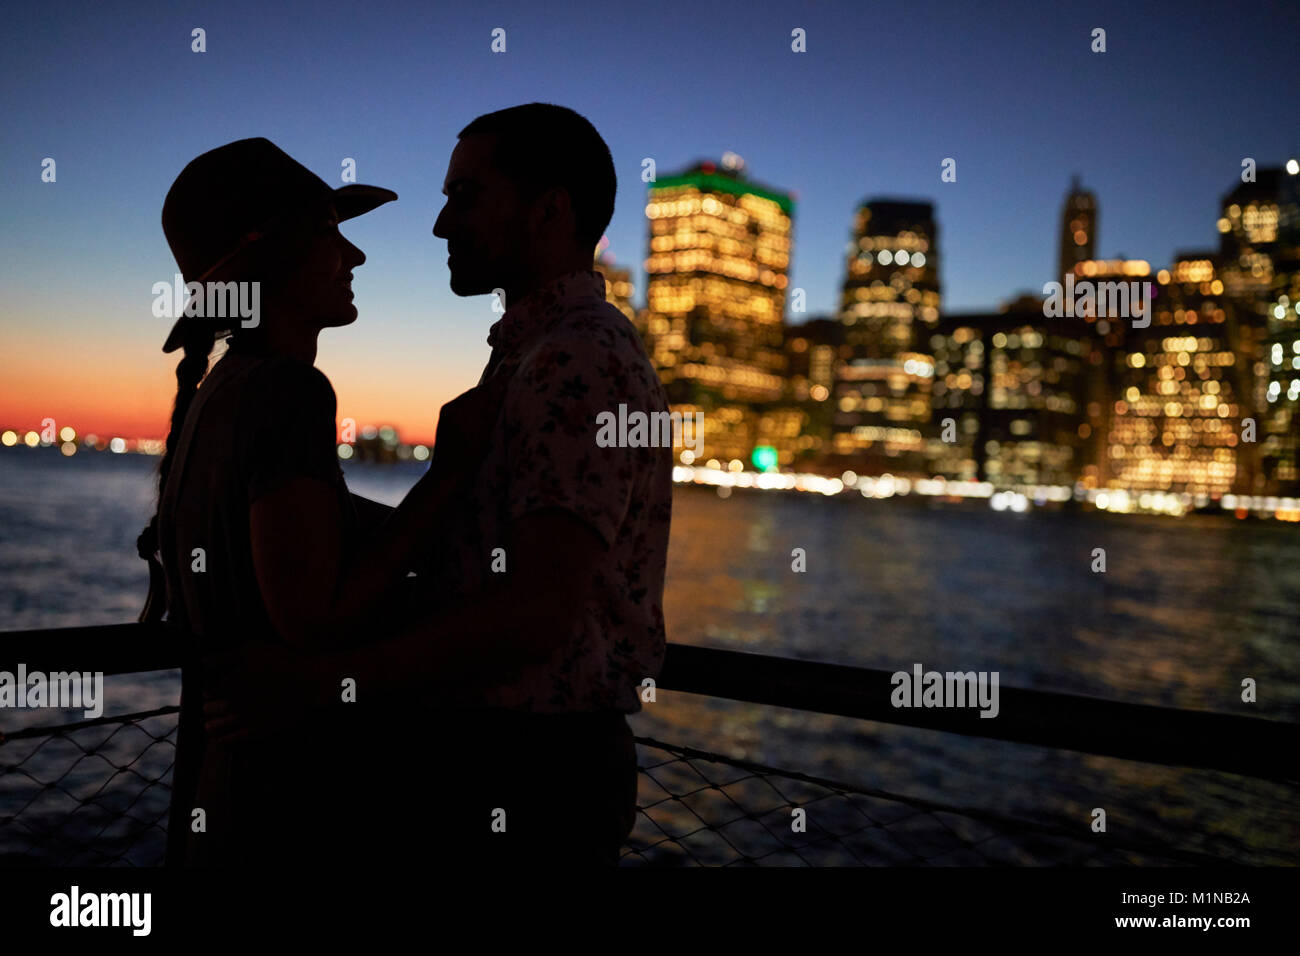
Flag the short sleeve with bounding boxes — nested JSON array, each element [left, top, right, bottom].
[[504, 327, 652, 548], [240, 359, 342, 503]]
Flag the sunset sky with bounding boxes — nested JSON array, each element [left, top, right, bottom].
[[1, 0, 1294, 443]]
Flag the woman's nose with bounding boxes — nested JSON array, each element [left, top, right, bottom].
[[342, 237, 365, 267]]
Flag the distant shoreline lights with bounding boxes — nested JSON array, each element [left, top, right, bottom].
[[2, 433, 1296, 521]]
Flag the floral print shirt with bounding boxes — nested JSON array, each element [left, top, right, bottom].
[[435, 269, 673, 714]]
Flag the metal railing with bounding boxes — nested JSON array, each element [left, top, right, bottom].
[[3, 625, 1297, 866]]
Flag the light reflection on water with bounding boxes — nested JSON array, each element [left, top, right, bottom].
[[1, 452, 1297, 863], [633, 486, 1299, 864]]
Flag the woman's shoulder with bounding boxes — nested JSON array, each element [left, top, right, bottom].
[[228, 349, 334, 391], [218, 350, 344, 494], [215, 349, 338, 418]]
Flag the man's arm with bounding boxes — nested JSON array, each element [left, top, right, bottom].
[[249, 381, 504, 651], [317, 507, 607, 703], [212, 509, 608, 742], [350, 493, 396, 533], [250, 467, 463, 650]]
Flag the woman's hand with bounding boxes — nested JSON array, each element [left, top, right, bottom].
[[201, 641, 332, 747]]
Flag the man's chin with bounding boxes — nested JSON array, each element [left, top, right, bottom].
[[447, 268, 497, 298]]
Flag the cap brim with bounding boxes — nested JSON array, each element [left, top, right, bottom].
[[334, 184, 398, 221]]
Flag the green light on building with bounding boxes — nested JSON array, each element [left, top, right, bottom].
[[651, 171, 795, 214], [752, 445, 778, 472]]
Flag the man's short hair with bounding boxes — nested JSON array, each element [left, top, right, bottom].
[[459, 103, 616, 250]]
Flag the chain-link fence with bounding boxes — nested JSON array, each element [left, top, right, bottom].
[[3, 627, 1296, 867], [1, 707, 177, 866], [623, 736, 1227, 866], [0, 706, 1240, 868]]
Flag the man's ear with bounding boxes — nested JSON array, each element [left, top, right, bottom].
[[519, 187, 551, 237], [536, 185, 574, 234]]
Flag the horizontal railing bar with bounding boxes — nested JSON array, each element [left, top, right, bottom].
[[657, 644, 1299, 782], [2, 625, 1296, 781], [0, 623, 182, 676], [0, 704, 181, 744]]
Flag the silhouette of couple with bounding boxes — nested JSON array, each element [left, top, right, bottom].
[[138, 104, 673, 867]]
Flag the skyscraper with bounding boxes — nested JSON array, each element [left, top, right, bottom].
[[1233, 163, 1300, 496], [1105, 253, 1248, 498], [831, 199, 940, 474], [1064, 257, 1154, 489], [1216, 169, 1282, 474], [1058, 177, 1097, 281], [641, 155, 794, 465], [931, 297, 1090, 487], [1218, 170, 1283, 305], [782, 316, 844, 466]]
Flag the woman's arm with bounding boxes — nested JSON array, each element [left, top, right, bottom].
[[248, 380, 503, 652], [328, 507, 607, 699], [207, 507, 606, 745], [249, 467, 461, 651]]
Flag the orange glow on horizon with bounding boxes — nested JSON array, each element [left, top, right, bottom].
[[0, 341, 457, 446]]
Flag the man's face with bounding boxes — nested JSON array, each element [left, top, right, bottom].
[[432, 134, 531, 296]]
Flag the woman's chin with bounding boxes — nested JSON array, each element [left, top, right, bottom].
[[323, 305, 359, 328]]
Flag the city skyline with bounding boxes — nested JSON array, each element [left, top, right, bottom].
[[3, 160, 1295, 449], [10, 155, 1297, 515], [2, 0, 1296, 443]]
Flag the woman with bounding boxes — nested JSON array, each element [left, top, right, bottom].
[[139, 138, 497, 866]]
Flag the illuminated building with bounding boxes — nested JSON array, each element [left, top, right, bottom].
[[1103, 254, 1248, 497], [754, 405, 810, 469], [1218, 170, 1283, 304], [926, 316, 983, 481], [1215, 165, 1300, 495], [1058, 176, 1097, 281], [349, 424, 404, 464], [783, 316, 845, 465], [930, 297, 1090, 486], [594, 244, 636, 325], [642, 155, 794, 463], [832, 200, 940, 474], [785, 316, 842, 402], [1218, 171, 1280, 431], [1259, 162, 1300, 494], [1048, 257, 1152, 488], [1262, 284, 1300, 493]]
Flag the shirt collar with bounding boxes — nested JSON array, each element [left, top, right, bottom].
[[486, 269, 607, 355]]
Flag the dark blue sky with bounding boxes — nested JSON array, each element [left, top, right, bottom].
[[2, 0, 1296, 435]]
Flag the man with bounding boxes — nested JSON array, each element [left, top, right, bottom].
[[211, 104, 672, 865], [411, 103, 672, 865]]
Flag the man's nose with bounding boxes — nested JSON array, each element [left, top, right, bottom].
[[432, 205, 449, 238]]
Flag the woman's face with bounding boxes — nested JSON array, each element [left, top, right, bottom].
[[268, 204, 367, 332]]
